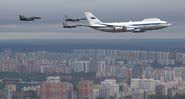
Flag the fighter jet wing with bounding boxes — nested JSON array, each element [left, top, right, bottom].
[[64, 15, 86, 22]]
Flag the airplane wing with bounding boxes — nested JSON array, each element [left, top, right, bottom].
[[63, 21, 90, 28], [99, 23, 145, 32], [64, 15, 87, 22], [34, 17, 42, 19]]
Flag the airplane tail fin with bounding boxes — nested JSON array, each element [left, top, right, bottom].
[[84, 12, 102, 26], [19, 15, 26, 20]]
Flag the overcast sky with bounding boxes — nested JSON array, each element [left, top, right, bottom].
[[0, 0, 184, 39]]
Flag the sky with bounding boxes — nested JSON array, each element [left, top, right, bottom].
[[0, 0, 184, 39]]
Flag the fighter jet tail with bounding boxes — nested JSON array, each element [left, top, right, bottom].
[[19, 15, 26, 20], [84, 12, 102, 26]]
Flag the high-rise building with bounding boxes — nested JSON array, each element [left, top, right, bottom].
[[131, 79, 160, 95], [19, 86, 40, 99], [40, 76, 73, 99], [77, 80, 94, 99], [155, 83, 168, 96], [163, 67, 175, 82], [132, 66, 144, 79], [0, 59, 16, 72], [96, 61, 106, 77], [6, 84, 16, 99], [99, 79, 120, 99], [72, 61, 90, 73], [93, 85, 100, 99], [40, 66, 72, 74]]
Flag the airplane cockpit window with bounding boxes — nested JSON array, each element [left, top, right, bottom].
[[91, 17, 96, 19]]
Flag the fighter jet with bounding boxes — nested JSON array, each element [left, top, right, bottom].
[[19, 15, 41, 21], [64, 15, 86, 22], [63, 21, 82, 28]]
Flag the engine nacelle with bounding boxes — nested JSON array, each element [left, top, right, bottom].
[[114, 27, 123, 30], [63, 22, 78, 28], [114, 27, 127, 32], [126, 27, 135, 31], [132, 28, 145, 33], [127, 27, 145, 33]]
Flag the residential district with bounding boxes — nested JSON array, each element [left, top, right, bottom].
[[1, 49, 185, 99]]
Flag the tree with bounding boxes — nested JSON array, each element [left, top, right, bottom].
[[0, 82, 5, 89]]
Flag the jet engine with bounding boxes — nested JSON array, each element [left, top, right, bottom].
[[132, 28, 145, 33], [126, 27, 135, 31], [126, 27, 145, 33], [63, 22, 78, 28], [114, 27, 127, 32]]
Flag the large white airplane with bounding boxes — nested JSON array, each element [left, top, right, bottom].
[[63, 12, 171, 33], [83, 12, 171, 33]]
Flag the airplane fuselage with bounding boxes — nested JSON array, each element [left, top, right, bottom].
[[90, 19, 171, 33]]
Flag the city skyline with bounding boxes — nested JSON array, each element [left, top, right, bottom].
[[1, 48, 185, 99]]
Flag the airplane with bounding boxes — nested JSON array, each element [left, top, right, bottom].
[[64, 15, 86, 22], [84, 12, 171, 33], [64, 12, 171, 33], [19, 15, 41, 21], [63, 22, 80, 28]]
